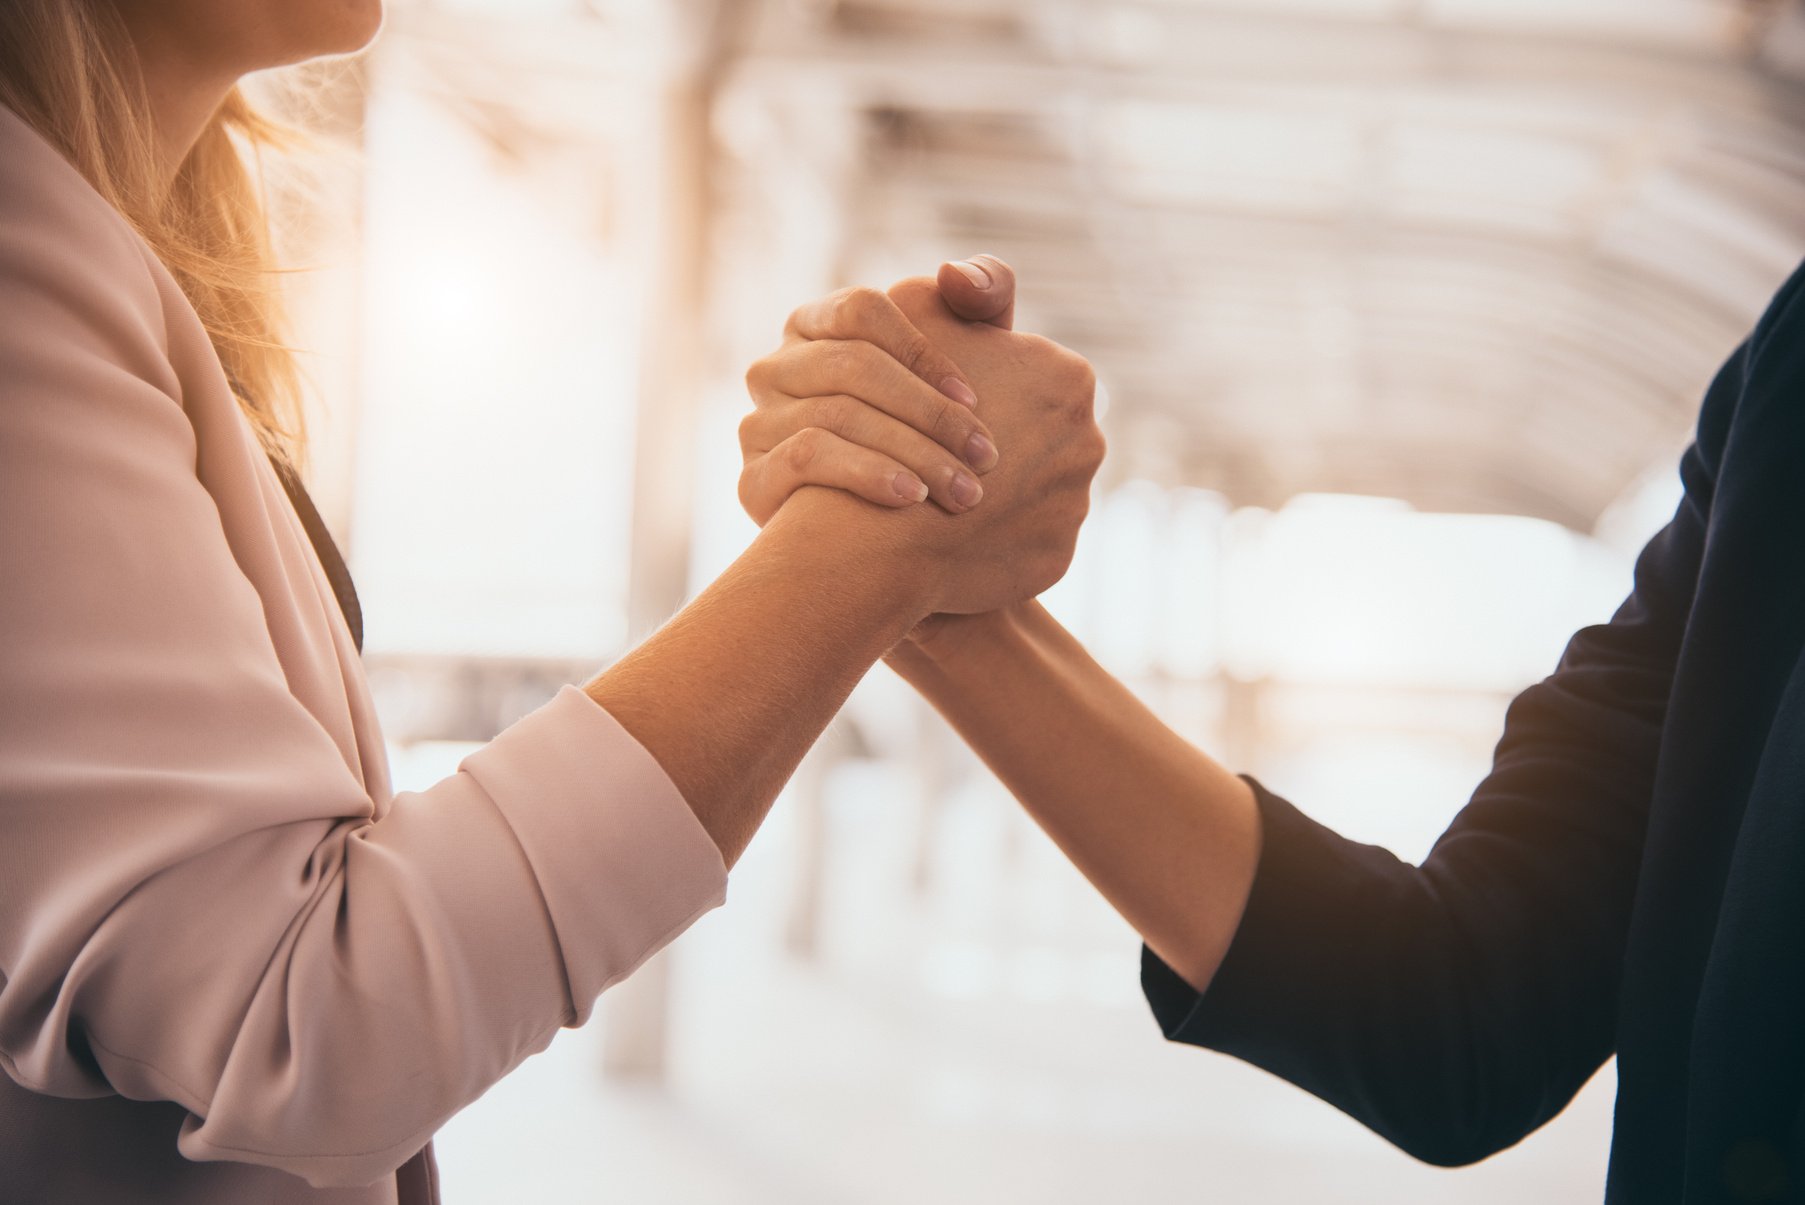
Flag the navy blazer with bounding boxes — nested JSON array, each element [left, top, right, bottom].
[[1144, 262, 1805, 1203]]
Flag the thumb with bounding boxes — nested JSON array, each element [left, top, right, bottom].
[[937, 254, 1016, 330]]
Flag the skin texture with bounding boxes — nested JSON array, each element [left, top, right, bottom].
[[107, 0, 384, 183], [742, 260, 1260, 988]]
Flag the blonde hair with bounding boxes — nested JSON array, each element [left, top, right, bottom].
[[0, 0, 306, 466]]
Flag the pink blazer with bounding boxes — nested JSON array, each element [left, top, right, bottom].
[[0, 105, 727, 1202]]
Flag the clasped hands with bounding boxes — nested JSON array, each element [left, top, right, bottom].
[[738, 256, 1105, 649]]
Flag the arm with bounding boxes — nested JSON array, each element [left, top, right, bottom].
[[617, 269, 1099, 866], [902, 392, 1708, 1166], [0, 140, 1095, 1188], [885, 603, 1261, 993], [745, 263, 1254, 988], [744, 261, 1258, 989], [884, 472, 1693, 1165], [1120, 420, 1717, 1165], [740, 263, 1773, 1166], [586, 490, 934, 867]]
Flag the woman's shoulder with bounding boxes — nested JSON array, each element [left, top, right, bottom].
[[0, 104, 165, 315], [0, 104, 172, 376]]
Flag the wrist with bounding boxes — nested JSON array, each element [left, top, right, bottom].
[[887, 601, 1043, 677], [762, 486, 939, 635]]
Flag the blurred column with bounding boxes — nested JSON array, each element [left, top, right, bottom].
[[782, 748, 832, 960], [1219, 672, 1269, 776], [908, 704, 957, 896], [601, 0, 745, 1083], [1216, 502, 1268, 774]]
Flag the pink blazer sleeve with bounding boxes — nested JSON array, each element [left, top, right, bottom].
[[0, 109, 726, 1188]]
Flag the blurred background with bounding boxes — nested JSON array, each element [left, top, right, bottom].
[[269, 0, 1805, 1200]]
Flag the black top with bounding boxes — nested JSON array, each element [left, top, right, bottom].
[[1142, 261, 1805, 1203]]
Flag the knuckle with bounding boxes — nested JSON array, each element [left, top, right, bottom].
[[1046, 344, 1095, 393], [782, 428, 825, 474], [833, 286, 884, 331], [744, 355, 773, 393], [1070, 355, 1098, 395], [887, 276, 939, 317], [1086, 425, 1108, 467]]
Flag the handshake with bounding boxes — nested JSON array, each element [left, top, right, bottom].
[[735, 256, 1107, 637]]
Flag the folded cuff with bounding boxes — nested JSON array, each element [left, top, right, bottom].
[[460, 685, 728, 1024]]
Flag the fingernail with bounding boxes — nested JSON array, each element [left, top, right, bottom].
[[941, 377, 978, 408], [894, 472, 929, 503], [952, 260, 991, 290], [965, 432, 998, 471], [950, 471, 983, 509]]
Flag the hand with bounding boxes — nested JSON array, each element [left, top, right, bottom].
[[740, 255, 1019, 522], [781, 274, 1104, 620]]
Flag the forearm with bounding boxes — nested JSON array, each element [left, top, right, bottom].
[[887, 602, 1260, 990], [586, 488, 921, 867]]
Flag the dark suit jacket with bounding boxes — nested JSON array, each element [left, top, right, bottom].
[[1143, 262, 1805, 1203]]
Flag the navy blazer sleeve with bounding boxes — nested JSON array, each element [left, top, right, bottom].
[[1141, 274, 1805, 1166]]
